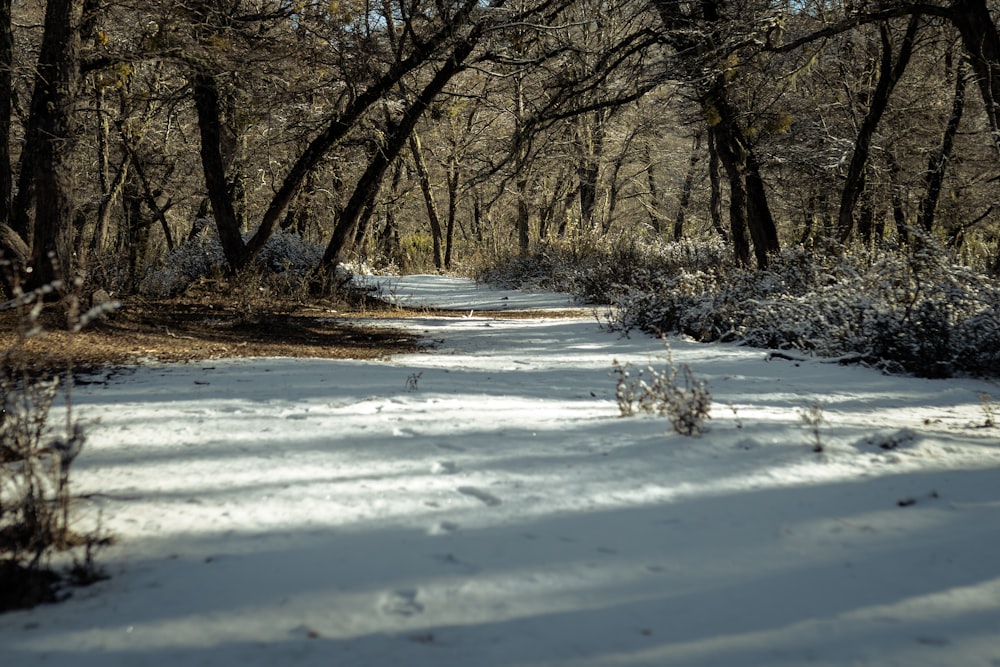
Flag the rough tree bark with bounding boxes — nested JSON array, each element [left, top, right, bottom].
[[192, 71, 247, 271], [0, 0, 21, 295], [0, 0, 10, 230], [26, 0, 84, 291]]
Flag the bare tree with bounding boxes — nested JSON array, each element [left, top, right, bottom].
[[837, 15, 920, 242], [650, 0, 780, 267], [23, 0, 85, 290]]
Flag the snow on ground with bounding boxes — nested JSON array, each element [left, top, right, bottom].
[[354, 273, 582, 311], [3, 275, 1000, 666]]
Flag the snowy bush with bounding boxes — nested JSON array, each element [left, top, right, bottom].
[[477, 235, 732, 304], [256, 228, 325, 276], [612, 343, 712, 436], [482, 235, 1000, 378], [139, 226, 325, 298]]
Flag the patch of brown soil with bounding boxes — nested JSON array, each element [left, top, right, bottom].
[[0, 295, 422, 371], [1, 288, 598, 372]]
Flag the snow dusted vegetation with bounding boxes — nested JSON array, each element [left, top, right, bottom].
[[3, 275, 1000, 666]]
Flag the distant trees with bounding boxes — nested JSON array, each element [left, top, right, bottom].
[[1, 0, 1000, 299]]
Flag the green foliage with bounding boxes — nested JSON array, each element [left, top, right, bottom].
[[399, 233, 437, 272]]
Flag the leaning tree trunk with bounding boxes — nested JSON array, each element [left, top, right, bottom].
[[950, 0, 1000, 157], [917, 58, 968, 234], [946, 0, 1000, 271], [321, 34, 479, 269], [837, 16, 919, 242]]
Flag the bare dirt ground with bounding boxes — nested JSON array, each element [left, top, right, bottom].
[[1, 295, 418, 372], [1, 289, 593, 372]]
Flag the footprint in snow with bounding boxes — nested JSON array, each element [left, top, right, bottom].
[[431, 461, 457, 474], [428, 521, 460, 535], [457, 486, 502, 506], [381, 589, 424, 616]]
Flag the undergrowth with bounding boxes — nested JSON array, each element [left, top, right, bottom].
[[1, 270, 114, 613], [612, 341, 712, 436], [480, 234, 1000, 378], [138, 227, 326, 299]]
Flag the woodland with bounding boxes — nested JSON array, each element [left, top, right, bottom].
[[1, 0, 1000, 296], [3, 0, 1000, 624]]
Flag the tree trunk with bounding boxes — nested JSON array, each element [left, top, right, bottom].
[[243, 0, 484, 267], [837, 16, 919, 242], [917, 58, 968, 234], [0, 223, 29, 289], [576, 111, 605, 231], [713, 129, 752, 267], [322, 35, 478, 269], [644, 141, 663, 233], [379, 160, 405, 265], [192, 71, 247, 271], [706, 130, 727, 242], [950, 0, 1000, 158], [27, 0, 84, 291], [0, 0, 11, 232], [122, 177, 147, 288], [409, 133, 444, 270], [444, 160, 459, 269], [0, 0, 16, 295], [705, 82, 776, 267], [516, 174, 531, 252], [512, 70, 531, 253], [673, 131, 702, 241]]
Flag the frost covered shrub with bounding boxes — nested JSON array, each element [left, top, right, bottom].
[[483, 234, 1000, 377], [138, 226, 226, 297], [611, 239, 1000, 377], [477, 235, 731, 303], [139, 226, 324, 298], [256, 228, 325, 276], [612, 344, 712, 436], [1, 283, 111, 612]]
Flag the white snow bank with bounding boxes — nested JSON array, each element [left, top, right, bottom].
[[2, 275, 999, 667]]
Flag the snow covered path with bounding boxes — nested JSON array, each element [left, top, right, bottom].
[[2, 276, 1000, 666]]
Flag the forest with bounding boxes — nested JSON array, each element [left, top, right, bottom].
[[3, 0, 1000, 651], [2, 0, 1000, 291]]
